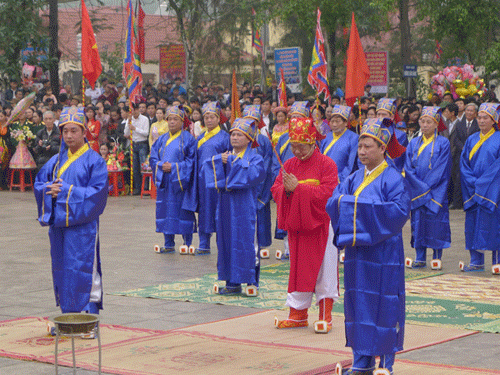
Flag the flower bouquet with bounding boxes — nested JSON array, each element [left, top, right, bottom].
[[9, 126, 36, 169], [141, 155, 152, 172], [11, 126, 35, 144], [430, 64, 486, 99], [106, 144, 129, 171]]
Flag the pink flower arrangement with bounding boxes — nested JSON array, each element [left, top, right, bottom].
[[430, 64, 486, 99]]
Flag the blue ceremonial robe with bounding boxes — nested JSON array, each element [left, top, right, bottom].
[[204, 144, 266, 284], [405, 135, 451, 249], [272, 132, 295, 240], [272, 132, 294, 180], [320, 129, 358, 182], [255, 134, 273, 248], [460, 130, 500, 251], [196, 128, 231, 234], [150, 130, 197, 235], [34, 144, 108, 313], [326, 163, 410, 356]]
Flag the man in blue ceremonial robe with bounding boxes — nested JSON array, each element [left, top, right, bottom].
[[404, 106, 451, 270], [376, 98, 408, 172], [243, 105, 274, 257], [459, 103, 500, 273], [326, 118, 410, 375], [34, 106, 108, 316], [150, 105, 197, 254], [203, 117, 266, 295], [320, 104, 358, 182], [194, 102, 231, 254], [271, 101, 310, 260]]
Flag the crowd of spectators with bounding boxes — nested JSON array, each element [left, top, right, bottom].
[[1, 74, 498, 201]]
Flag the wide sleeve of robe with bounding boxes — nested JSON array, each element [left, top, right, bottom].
[[404, 136, 451, 214], [327, 169, 410, 247], [34, 151, 108, 228]]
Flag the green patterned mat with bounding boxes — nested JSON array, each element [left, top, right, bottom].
[[112, 263, 500, 331], [112, 263, 441, 312]]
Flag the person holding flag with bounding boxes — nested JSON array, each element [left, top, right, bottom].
[[34, 106, 108, 322]]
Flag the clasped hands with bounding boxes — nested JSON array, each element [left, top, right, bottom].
[[46, 178, 63, 198], [162, 162, 172, 172], [282, 170, 298, 193]]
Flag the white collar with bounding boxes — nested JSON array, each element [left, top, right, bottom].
[[365, 160, 385, 176]]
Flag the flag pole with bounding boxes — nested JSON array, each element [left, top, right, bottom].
[[129, 99, 133, 195], [82, 77, 85, 107]]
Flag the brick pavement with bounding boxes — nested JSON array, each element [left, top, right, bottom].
[[1, 190, 499, 374]]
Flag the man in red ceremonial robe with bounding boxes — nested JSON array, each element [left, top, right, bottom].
[[271, 117, 339, 334]]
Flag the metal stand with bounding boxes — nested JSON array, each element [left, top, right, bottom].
[[52, 313, 101, 375]]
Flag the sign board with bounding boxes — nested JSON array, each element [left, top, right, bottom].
[[274, 47, 302, 93], [159, 44, 186, 84], [365, 51, 389, 94], [403, 64, 418, 77]]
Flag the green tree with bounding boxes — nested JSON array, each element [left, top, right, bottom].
[[418, 0, 500, 67], [0, 0, 49, 85]]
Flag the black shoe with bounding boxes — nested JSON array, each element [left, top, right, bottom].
[[133, 190, 141, 196]]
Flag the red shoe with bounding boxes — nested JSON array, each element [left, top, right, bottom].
[[275, 307, 308, 329], [314, 298, 333, 333]]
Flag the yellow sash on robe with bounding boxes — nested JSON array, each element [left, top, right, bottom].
[[166, 130, 182, 147], [197, 125, 221, 149], [353, 160, 388, 197], [417, 134, 434, 156], [469, 127, 495, 160], [280, 139, 290, 155], [323, 129, 346, 155], [57, 144, 90, 179], [350, 160, 388, 246]]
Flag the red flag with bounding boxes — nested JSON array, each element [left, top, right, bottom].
[[137, 1, 145, 63], [230, 70, 241, 125], [345, 12, 370, 107], [81, 0, 102, 89]]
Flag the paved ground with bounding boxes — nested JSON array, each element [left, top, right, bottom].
[[1, 189, 500, 374]]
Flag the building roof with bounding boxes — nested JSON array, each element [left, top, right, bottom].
[[50, 5, 181, 62]]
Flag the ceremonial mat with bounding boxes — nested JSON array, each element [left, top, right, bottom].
[[178, 310, 478, 354], [0, 316, 349, 375], [405, 295, 500, 330], [406, 273, 500, 304], [0, 314, 482, 375], [390, 359, 500, 375], [111, 263, 440, 313]]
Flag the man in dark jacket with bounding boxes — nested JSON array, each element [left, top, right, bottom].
[[33, 111, 60, 172]]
